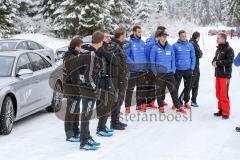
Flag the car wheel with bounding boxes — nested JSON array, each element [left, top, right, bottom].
[[0, 96, 14, 135], [46, 81, 63, 113]]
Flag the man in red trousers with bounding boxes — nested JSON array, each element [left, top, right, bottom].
[[212, 33, 234, 120]]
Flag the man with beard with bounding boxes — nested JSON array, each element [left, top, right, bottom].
[[125, 26, 148, 113]]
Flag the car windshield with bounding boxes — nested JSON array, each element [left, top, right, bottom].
[[0, 56, 15, 77], [0, 42, 17, 51], [82, 36, 92, 44]]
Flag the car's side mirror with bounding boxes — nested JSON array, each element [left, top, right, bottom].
[[16, 69, 33, 77]]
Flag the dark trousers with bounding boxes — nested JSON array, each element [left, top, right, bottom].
[[125, 72, 147, 107], [64, 97, 80, 139], [156, 73, 180, 107], [191, 68, 200, 103], [145, 72, 156, 104], [80, 97, 95, 146], [175, 70, 193, 103], [111, 97, 123, 124], [96, 77, 115, 131]]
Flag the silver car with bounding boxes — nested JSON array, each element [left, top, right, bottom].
[[0, 39, 55, 62], [0, 50, 57, 135]]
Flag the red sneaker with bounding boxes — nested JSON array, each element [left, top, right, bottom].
[[140, 104, 147, 112], [159, 107, 165, 113], [177, 108, 187, 114], [163, 101, 168, 106], [149, 101, 157, 109], [172, 105, 177, 110], [125, 106, 131, 114], [185, 103, 191, 110]]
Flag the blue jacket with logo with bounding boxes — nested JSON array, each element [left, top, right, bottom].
[[125, 35, 148, 72], [234, 53, 240, 67], [173, 40, 196, 71], [150, 42, 176, 75]]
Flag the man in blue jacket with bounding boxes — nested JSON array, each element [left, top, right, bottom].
[[145, 26, 168, 109], [125, 26, 148, 113], [234, 53, 240, 66], [173, 30, 196, 110], [150, 31, 187, 114]]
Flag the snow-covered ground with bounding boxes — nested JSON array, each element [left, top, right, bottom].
[[1, 29, 240, 160]]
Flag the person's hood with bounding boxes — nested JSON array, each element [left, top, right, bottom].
[[67, 47, 80, 55], [81, 44, 97, 52], [190, 38, 198, 44], [217, 42, 229, 49], [177, 39, 189, 44], [156, 41, 169, 49], [130, 34, 142, 41]]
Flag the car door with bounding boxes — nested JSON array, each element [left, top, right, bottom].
[[15, 53, 39, 116], [28, 52, 54, 108]]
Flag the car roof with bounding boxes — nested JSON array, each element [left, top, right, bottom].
[[0, 39, 23, 42], [0, 39, 39, 43], [0, 50, 33, 57]]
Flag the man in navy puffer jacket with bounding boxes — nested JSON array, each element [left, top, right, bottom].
[[125, 26, 148, 113], [150, 31, 187, 114], [173, 30, 196, 110]]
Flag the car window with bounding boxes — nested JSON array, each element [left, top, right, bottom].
[[0, 42, 17, 50], [27, 41, 41, 50], [28, 53, 52, 72], [16, 54, 32, 74], [16, 42, 28, 50]]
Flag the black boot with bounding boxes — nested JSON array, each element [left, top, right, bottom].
[[110, 121, 125, 130], [222, 115, 229, 120], [119, 121, 128, 128], [214, 111, 222, 117], [236, 127, 240, 132]]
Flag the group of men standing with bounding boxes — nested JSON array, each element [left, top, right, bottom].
[[63, 28, 128, 151], [124, 26, 203, 115], [61, 24, 238, 151]]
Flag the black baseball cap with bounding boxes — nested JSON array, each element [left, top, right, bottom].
[[157, 31, 169, 37]]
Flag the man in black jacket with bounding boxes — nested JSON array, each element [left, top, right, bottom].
[[189, 32, 203, 107], [212, 33, 234, 120], [63, 32, 104, 150], [79, 31, 104, 150], [96, 30, 117, 136], [110, 28, 129, 130]]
